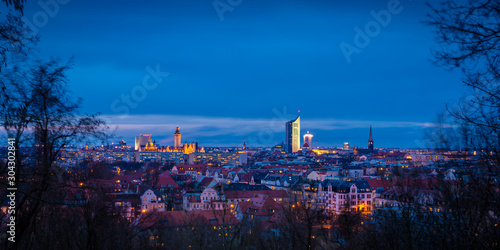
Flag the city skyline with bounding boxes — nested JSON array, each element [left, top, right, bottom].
[[16, 0, 467, 148], [98, 113, 432, 149], [100, 113, 378, 150], [1, 0, 497, 248]]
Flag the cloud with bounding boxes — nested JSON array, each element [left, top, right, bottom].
[[0, 114, 452, 147], [102, 114, 447, 139]]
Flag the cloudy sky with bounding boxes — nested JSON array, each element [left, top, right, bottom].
[[15, 0, 467, 148]]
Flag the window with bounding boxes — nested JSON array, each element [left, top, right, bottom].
[[367, 194, 371, 198]]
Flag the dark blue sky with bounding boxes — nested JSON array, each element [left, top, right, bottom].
[[16, 0, 466, 148]]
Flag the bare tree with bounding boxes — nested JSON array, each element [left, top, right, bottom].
[[421, 4, 500, 248], [2, 0, 26, 14], [426, 0, 500, 164], [0, 0, 37, 72], [0, 59, 109, 249], [278, 201, 327, 250]]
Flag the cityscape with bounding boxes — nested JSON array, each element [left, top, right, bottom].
[[1, 0, 500, 250]]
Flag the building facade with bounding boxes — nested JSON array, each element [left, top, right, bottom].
[[286, 114, 300, 153], [135, 134, 152, 151]]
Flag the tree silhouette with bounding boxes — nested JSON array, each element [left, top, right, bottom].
[[0, 59, 109, 249]]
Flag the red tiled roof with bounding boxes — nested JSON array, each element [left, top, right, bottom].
[[238, 194, 280, 216], [157, 171, 180, 189], [236, 174, 253, 182], [225, 190, 288, 199], [367, 179, 392, 191], [137, 210, 239, 228]]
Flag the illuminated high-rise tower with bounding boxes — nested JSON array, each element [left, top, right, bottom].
[[368, 125, 374, 151], [135, 134, 151, 151], [174, 125, 181, 149], [303, 131, 313, 149], [286, 113, 300, 153]]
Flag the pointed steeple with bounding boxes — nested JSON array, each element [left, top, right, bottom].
[[368, 125, 374, 151], [369, 125, 373, 141]]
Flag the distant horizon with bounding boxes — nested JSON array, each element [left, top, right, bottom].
[[14, 0, 467, 149], [97, 113, 438, 149], [0, 112, 446, 148]]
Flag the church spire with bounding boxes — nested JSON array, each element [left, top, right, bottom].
[[369, 125, 373, 141], [368, 125, 374, 151]]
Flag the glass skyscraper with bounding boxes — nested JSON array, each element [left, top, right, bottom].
[[286, 114, 300, 153]]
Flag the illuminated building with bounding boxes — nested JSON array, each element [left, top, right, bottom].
[[161, 141, 202, 154], [143, 137, 157, 152], [311, 149, 337, 155], [160, 126, 205, 154], [135, 127, 205, 155], [140, 189, 165, 212], [174, 125, 181, 149], [285, 113, 300, 153], [368, 125, 374, 151], [303, 131, 313, 149], [293, 180, 373, 214], [135, 151, 184, 164], [119, 140, 127, 148], [188, 152, 247, 166], [343, 142, 350, 150], [135, 134, 151, 151]]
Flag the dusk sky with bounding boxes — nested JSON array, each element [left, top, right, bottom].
[[17, 0, 467, 148]]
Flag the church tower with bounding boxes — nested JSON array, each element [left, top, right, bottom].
[[174, 125, 181, 149], [368, 125, 374, 151]]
